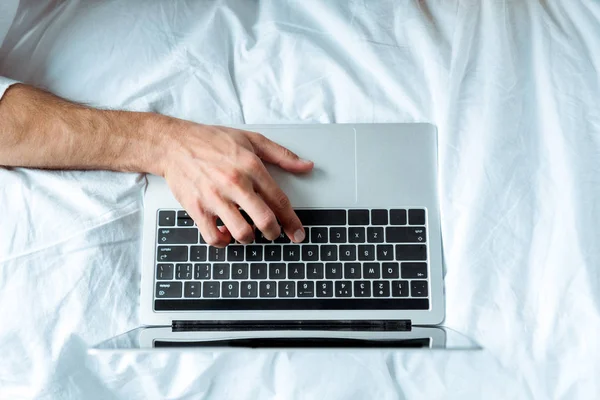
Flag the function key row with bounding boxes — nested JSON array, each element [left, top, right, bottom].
[[158, 208, 427, 227], [157, 243, 426, 262], [157, 262, 428, 281], [156, 280, 428, 299]]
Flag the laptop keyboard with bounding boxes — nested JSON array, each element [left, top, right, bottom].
[[154, 208, 430, 311]]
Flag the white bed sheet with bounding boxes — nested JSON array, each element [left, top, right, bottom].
[[1, 1, 599, 398]]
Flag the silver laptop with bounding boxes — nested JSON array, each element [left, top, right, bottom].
[[92, 123, 478, 351]]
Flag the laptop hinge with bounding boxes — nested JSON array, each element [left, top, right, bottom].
[[171, 320, 411, 332]]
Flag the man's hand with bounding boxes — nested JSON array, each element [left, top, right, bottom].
[[0, 84, 313, 246], [156, 123, 313, 247]]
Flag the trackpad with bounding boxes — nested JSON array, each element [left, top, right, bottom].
[[260, 126, 357, 207]]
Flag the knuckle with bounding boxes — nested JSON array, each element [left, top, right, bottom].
[[245, 154, 263, 173], [232, 225, 253, 242], [225, 170, 244, 186], [281, 147, 297, 159], [273, 190, 291, 211], [253, 209, 277, 231]]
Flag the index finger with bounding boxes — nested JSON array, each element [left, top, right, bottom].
[[252, 170, 305, 243]]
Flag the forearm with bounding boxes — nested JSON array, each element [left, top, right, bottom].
[[0, 83, 166, 174]]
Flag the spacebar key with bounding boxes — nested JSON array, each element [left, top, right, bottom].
[[295, 209, 346, 226]]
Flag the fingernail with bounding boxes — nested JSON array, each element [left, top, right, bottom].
[[293, 229, 305, 243], [300, 158, 313, 164]]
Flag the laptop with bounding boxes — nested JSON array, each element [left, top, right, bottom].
[[91, 123, 479, 351]]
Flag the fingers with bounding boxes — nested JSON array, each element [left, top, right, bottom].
[[188, 206, 231, 248], [252, 171, 306, 243], [214, 202, 255, 244], [246, 132, 314, 173], [233, 191, 281, 241]]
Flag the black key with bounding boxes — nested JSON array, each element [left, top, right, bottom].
[[411, 281, 428, 297], [339, 245, 357, 261], [329, 227, 346, 243], [371, 209, 388, 225], [335, 281, 352, 297], [259, 281, 277, 297], [288, 263, 305, 279], [156, 263, 173, 280], [373, 281, 390, 297], [307, 263, 324, 279], [366, 227, 384, 243], [344, 263, 361, 279], [363, 262, 380, 279], [408, 209, 426, 225], [348, 209, 369, 225], [157, 246, 187, 262], [348, 227, 365, 243], [190, 246, 207, 262], [158, 228, 197, 244], [295, 209, 346, 226], [302, 245, 319, 261], [311, 227, 328, 243], [222, 281, 239, 298], [231, 263, 249, 279], [255, 229, 272, 244], [283, 245, 300, 261], [177, 210, 190, 219], [227, 245, 245, 261], [156, 281, 182, 298], [245, 246, 263, 262], [354, 281, 371, 297], [395, 244, 427, 261], [177, 218, 194, 227], [175, 263, 193, 280], [269, 263, 286, 279], [241, 281, 258, 297], [316, 281, 333, 297], [392, 280, 409, 297], [274, 231, 291, 244], [250, 263, 268, 279], [402, 262, 428, 279], [159, 210, 176, 226], [390, 209, 407, 225], [213, 263, 230, 280], [279, 281, 296, 297], [199, 233, 206, 244], [264, 245, 282, 261], [194, 263, 210, 280], [202, 282, 220, 298], [377, 245, 394, 260], [382, 262, 400, 279], [325, 263, 343, 279], [297, 281, 315, 297], [358, 245, 375, 261], [208, 246, 226, 261], [320, 245, 337, 261], [184, 282, 201, 298], [386, 227, 427, 243]]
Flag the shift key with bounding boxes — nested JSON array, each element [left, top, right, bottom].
[[157, 246, 188, 262], [385, 227, 427, 243]]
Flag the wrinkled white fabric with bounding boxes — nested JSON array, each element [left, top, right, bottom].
[[1, 1, 599, 399]]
